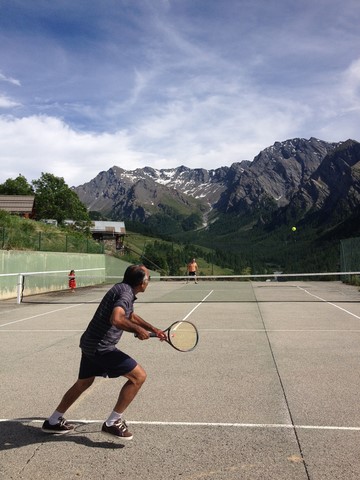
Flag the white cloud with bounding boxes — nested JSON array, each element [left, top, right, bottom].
[[341, 58, 360, 108], [0, 95, 21, 108], [0, 72, 21, 87], [0, 91, 311, 188], [0, 115, 147, 186]]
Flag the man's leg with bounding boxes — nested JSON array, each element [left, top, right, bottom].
[[102, 364, 147, 441], [55, 377, 95, 413], [114, 364, 147, 413], [42, 377, 95, 434]]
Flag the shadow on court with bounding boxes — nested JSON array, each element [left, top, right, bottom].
[[0, 420, 124, 451]]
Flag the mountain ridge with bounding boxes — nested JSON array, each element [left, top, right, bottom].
[[74, 137, 358, 230]]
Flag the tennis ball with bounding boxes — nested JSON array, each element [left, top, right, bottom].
[[291, 226, 297, 232]]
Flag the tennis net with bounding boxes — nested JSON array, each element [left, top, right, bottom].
[[16, 271, 360, 304]]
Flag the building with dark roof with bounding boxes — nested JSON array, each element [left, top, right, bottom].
[[0, 195, 35, 218], [90, 221, 126, 251]]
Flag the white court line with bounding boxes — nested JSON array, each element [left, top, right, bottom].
[[2, 418, 360, 432], [0, 304, 84, 328], [129, 421, 360, 432], [181, 290, 213, 321], [202, 328, 360, 332], [0, 329, 84, 332], [0, 290, 214, 330], [3, 328, 360, 333], [298, 286, 360, 319]]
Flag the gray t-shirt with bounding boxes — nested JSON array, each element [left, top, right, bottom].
[[80, 282, 135, 356]]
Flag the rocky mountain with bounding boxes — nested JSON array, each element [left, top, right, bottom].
[[74, 164, 230, 224], [278, 139, 360, 228], [215, 137, 337, 213], [74, 137, 360, 234]]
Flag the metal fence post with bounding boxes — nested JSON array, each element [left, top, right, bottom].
[[17, 274, 24, 304]]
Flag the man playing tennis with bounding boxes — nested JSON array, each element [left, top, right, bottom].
[[42, 264, 166, 441], [186, 258, 198, 284]]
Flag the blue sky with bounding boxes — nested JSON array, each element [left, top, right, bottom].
[[0, 0, 359, 187]]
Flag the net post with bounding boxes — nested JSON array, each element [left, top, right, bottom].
[[16, 274, 24, 304]]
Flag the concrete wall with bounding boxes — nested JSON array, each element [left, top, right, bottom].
[[0, 251, 159, 300], [105, 254, 132, 280], [0, 251, 107, 300]]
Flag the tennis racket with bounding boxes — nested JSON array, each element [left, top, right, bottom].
[[147, 321, 199, 352]]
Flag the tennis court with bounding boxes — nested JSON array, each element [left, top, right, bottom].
[[1, 279, 360, 479]]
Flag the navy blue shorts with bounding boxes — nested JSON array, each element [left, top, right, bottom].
[[79, 350, 137, 379]]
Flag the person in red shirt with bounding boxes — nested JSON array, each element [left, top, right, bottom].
[[68, 270, 76, 292]]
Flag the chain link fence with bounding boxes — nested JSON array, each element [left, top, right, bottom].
[[0, 227, 104, 254], [340, 237, 360, 284]]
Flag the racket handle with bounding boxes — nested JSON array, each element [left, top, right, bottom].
[[134, 332, 158, 338]]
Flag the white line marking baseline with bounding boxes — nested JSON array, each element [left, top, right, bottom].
[[0, 304, 84, 328], [2, 328, 360, 333], [298, 286, 360, 319], [1, 418, 360, 432], [0, 330, 84, 332]]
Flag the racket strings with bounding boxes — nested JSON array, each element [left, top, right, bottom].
[[169, 322, 198, 351]]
